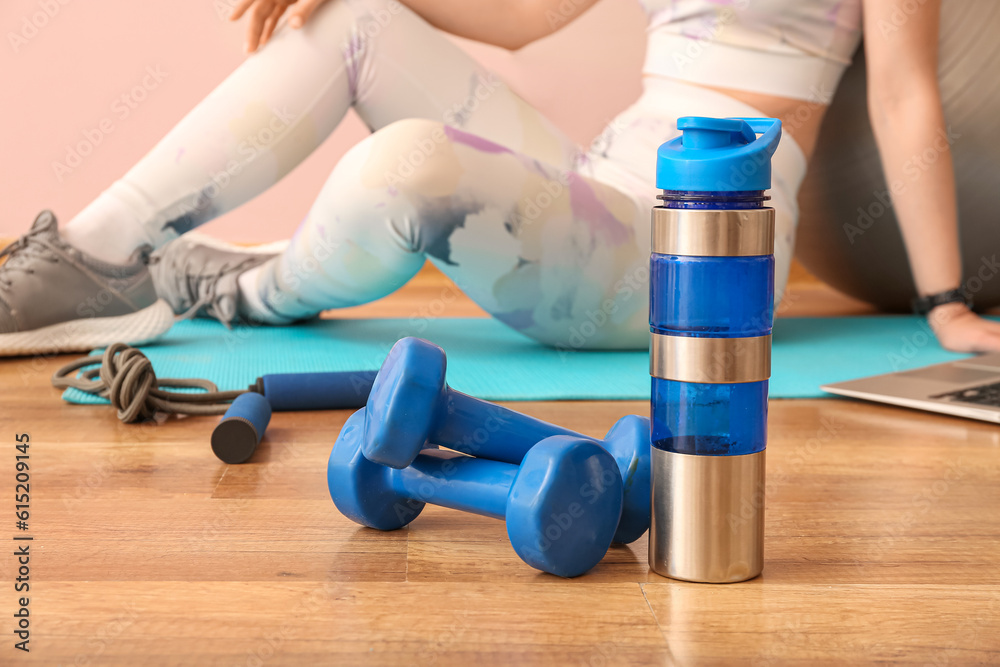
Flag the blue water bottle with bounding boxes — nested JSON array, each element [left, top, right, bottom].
[[647, 117, 780, 583]]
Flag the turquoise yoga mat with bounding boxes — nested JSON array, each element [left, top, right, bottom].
[[61, 315, 977, 405]]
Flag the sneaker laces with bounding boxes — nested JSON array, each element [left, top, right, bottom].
[[169, 256, 262, 328], [0, 223, 61, 290]]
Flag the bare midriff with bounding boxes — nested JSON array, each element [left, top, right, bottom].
[[699, 84, 830, 161]]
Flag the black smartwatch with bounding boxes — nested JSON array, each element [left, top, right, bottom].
[[911, 287, 972, 315]]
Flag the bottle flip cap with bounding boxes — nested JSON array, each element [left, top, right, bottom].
[[655, 117, 782, 192]]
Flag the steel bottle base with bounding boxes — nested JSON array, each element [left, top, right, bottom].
[[649, 448, 765, 583]]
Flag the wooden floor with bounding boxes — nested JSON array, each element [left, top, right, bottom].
[[2, 263, 999, 666]]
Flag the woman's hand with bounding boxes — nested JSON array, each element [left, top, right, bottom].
[[929, 303, 1000, 353], [230, 0, 332, 53]]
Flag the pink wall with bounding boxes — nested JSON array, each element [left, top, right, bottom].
[[1, 0, 646, 242]]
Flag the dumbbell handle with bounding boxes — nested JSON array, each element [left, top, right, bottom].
[[251, 371, 378, 411], [393, 449, 516, 520], [433, 389, 586, 462], [430, 401, 648, 546]]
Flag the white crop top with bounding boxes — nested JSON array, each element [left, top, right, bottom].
[[637, 0, 863, 103]]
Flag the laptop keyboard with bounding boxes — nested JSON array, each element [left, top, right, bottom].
[[934, 381, 1000, 407]]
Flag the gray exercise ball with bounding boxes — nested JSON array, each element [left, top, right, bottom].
[[797, 1, 1000, 312]]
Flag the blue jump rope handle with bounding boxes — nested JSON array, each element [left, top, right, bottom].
[[211, 370, 377, 464], [259, 371, 378, 411], [212, 392, 273, 464]]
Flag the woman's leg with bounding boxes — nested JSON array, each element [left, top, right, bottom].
[[252, 119, 650, 349], [63, 0, 579, 264]]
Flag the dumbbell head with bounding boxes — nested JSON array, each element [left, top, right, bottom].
[[327, 408, 425, 531], [364, 337, 447, 469], [506, 436, 624, 578], [601, 415, 652, 545]]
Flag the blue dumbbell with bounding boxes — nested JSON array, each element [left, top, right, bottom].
[[328, 409, 624, 578], [362, 337, 650, 544]]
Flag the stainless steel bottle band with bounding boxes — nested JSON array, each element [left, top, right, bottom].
[[651, 207, 775, 257], [648, 448, 765, 583], [650, 333, 771, 383]]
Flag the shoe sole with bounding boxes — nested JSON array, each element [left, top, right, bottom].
[[0, 299, 175, 357]]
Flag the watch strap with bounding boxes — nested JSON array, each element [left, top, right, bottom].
[[912, 287, 972, 315]]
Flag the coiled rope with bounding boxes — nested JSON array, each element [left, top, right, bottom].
[[52, 343, 247, 423]]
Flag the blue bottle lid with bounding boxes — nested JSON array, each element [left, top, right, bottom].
[[656, 117, 782, 192]]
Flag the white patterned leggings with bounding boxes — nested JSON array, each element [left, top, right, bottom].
[[73, 0, 805, 349]]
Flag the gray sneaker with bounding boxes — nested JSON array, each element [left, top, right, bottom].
[[0, 211, 175, 356], [148, 233, 283, 326]]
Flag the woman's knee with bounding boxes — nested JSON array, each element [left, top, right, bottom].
[[306, 119, 466, 261], [337, 119, 470, 199]]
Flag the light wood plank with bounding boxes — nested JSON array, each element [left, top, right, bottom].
[[0, 262, 998, 665]]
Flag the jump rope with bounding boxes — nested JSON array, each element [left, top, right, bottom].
[[52, 343, 376, 462]]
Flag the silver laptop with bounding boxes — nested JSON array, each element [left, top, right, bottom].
[[821, 353, 1000, 423]]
